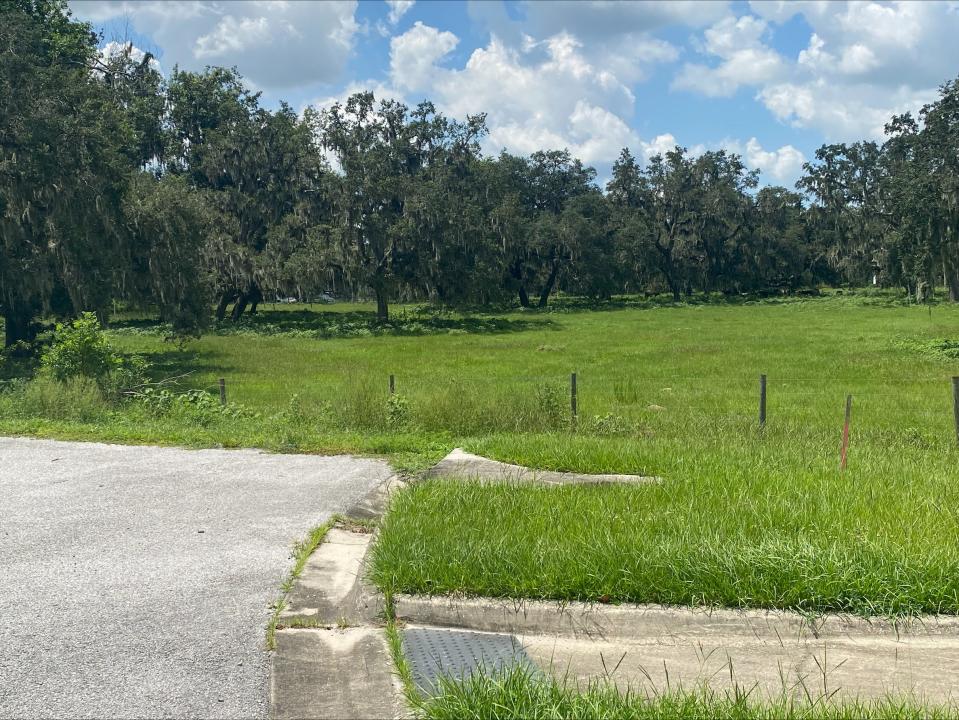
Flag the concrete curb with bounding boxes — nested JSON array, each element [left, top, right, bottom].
[[393, 594, 959, 704], [393, 594, 959, 642], [425, 448, 660, 485], [270, 475, 406, 720]]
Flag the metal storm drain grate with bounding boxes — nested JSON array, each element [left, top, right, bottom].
[[402, 627, 538, 695]]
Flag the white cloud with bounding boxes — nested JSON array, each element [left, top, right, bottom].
[[758, 80, 935, 141], [523, 1, 730, 36], [724, 137, 806, 184], [316, 24, 652, 175], [422, 31, 639, 166], [390, 21, 458, 91], [639, 133, 680, 161], [98, 40, 161, 71], [673, 15, 785, 97], [469, 0, 688, 86], [194, 15, 272, 58], [71, 1, 359, 91], [749, 1, 959, 140], [385, 0, 414, 25]]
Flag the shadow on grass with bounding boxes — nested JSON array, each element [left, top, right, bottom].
[[0, 354, 39, 381], [142, 349, 237, 383], [543, 287, 943, 314], [112, 307, 558, 339]]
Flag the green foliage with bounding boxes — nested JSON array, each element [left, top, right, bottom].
[[136, 387, 256, 423], [1, 375, 110, 422], [894, 337, 959, 359], [534, 383, 566, 429], [418, 666, 956, 720], [41, 313, 116, 382], [386, 393, 412, 429], [98, 354, 151, 400], [585, 412, 636, 436]]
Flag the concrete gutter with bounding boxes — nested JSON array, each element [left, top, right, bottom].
[[269, 476, 406, 720], [393, 594, 959, 641], [394, 594, 959, 704]]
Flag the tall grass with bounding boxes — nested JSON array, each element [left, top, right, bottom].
[[417, 666, 957, 720], [371, 477, 959, 616], [6, 294, 959, 608]]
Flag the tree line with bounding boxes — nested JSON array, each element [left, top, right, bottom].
[[3, 0, 959, 347]]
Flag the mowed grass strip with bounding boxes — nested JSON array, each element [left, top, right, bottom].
[[370, 476, 959, 616], [417, 668, 957, 720]]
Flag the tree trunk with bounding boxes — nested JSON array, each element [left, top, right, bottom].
[[663, 274, 680, 302], [231, 293, 249, 321], [944, 254, 959, 302], [375, 286, 389, 322], [215, 292, 234, 322], [518, 285, 530, 308], [3, 304, 33, 348], [248, 285, 263, 315], [537, 261, 561, 308]]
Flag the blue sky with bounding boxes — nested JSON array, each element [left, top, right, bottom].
[[71, 0, 959, 186]]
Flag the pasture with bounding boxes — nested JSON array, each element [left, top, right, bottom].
[[4, 292, 959, 615]]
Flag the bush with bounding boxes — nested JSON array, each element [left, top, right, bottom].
[[39, 313, 151, 399], [41, 313, 116, 382], [100, 354, 151, 399], [386, 393, 411, 428], [136, 386, 258, 424]]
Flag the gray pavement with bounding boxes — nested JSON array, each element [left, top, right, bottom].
[[0, 437, 392, 720]]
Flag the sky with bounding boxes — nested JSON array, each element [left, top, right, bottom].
[[69, 0, 959, 187]]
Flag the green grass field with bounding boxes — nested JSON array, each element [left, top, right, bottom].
[[4, 292, 959, 614], [6, 292, 959, 470]]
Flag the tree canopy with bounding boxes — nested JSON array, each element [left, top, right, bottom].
[[3, 0, 959, 348]]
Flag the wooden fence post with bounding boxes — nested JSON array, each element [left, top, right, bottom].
[[218, 378, 227, 406], [570, 372, 578, 427], [840, 394, 852, 470], [759, 374, 767, 428], [952, 377, 959, 446]]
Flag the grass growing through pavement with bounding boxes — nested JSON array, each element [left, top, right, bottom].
[[417, 667, 957, 720], [266, 518, 336, 650], [370, 477, 959, 616]]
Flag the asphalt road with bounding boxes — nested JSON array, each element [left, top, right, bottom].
[[0, 437, 392, 719]]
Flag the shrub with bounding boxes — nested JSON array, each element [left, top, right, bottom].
[[136, 386, 258, 424], [41, 313, 116, 382], [386, 393, 411, 428], [100, 354, 151, 399]]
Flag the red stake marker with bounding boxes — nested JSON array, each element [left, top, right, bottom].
[[840, 394, 852, 470]]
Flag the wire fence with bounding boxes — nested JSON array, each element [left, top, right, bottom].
[[202, 369, 959, 451]]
